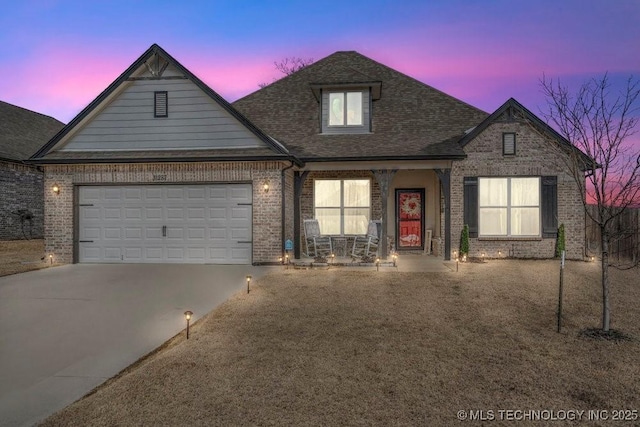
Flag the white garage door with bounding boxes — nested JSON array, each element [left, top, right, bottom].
[[78, 184, 252, 264]]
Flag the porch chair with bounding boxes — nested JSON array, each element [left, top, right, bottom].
[[352, 220, 381, 259], [303, 219, 333, 257]]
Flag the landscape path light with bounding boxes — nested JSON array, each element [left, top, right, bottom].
[[184, 311, 193, 339], [246, 275, 252, 294]]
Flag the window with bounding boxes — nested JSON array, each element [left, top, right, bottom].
[[328, 92, 363, 126], [314, 179, 370, 235], [478, 177, 540, 236], [154, 91, 168, 117], [503, 133, 516, 155]]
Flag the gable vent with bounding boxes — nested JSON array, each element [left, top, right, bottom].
[[503, 132, 516, 155], [154, 91, 168, 118]]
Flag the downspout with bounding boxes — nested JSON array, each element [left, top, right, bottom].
[[281, 161, 295, 257]]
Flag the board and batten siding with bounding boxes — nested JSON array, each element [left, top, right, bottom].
[[321, 88, 371, 135], [59, 64, 267, 151]]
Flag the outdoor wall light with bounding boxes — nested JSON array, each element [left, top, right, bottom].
[[52, 184, 60, 195], [263, 182, 270, 192], [246, 275, 252, 293], [184, 311, 193, 339]]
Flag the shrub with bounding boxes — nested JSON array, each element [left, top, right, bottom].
[[460, 224, 470, 257], [555, 223, 566, 258]]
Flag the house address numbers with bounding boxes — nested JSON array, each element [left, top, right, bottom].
[[152, 174, 167, 182]]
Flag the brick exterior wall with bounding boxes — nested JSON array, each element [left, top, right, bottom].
[[0, 161, 44, 240], [450, 121, 586, 260], [43, 162, 286, 264]]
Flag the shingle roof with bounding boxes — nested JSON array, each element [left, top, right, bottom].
[[0, 101, 64, 162], [233, 51, 489, 161]]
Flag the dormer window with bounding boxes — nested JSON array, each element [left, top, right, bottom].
[[329, 92, 363, 126], [320, 88, 370, 134]]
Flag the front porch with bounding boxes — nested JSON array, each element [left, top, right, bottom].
[[291, 160, 454, 262]]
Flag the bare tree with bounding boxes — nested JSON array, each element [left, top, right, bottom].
[[541, 74, 640, 333], [259, 57, 314, 88]]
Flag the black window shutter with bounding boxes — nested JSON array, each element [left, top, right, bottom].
[[541, 176, 558, 238], [463, 177, 478, 238]]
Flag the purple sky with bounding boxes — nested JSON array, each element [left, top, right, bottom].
[[1, 0, 639, 135]]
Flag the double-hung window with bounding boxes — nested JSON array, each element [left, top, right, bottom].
[[479, 177, 540, 236], [314, 179, 370, 235]]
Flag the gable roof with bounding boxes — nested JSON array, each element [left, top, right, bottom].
[[459, 97, 595, 169], [31, 44, 301, 165], [233, 51, 489, 162], [0, 101, 64, 162]]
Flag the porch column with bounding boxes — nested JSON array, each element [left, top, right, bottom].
[[435, 169, 451, 261], [372, 169, 397, 259], [293, 171, 309, 259]]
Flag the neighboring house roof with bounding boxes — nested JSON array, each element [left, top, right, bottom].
[[30, 44, 301, 166], [460, 97, 595, 169], [0, 101, 64, 162], [232, 51, 489, 162]]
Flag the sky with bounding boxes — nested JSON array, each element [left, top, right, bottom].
[[0, 0, 639, 129]]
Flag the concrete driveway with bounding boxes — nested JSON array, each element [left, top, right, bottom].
[[0, 263, 271, 427]]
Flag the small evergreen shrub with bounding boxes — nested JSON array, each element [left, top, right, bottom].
[[460, 224, 470, 258], [555, 223, 566, 258]]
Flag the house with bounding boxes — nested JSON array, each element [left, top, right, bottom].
[[0, 101, 64, 240], [30, 44, 586, 264]]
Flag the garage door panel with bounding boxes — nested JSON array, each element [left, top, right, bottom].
[[124, 247, 142, 261], [81, 207, 101, 220], [166, 207, 184, 219], [79, 184, 252, 264], [82, 227, 101, 240], [209, 228, 227, 240], [104, 188, 121, 200], [187, 207, 205, 219], [125, 208, 142, 220], [104, 208, 121, 220], [187, 247, 206, 260], [166, 188, 184, 199], [103, 247, 121, 260], [187, 187, 206, 199], [124, 188, 142, 200], [231, 206, 250, 220], [145, 188, 163, 200], [104, 228, 121, 239], [230, 227, 250, 240], [187, 228, 206, 239], [80, 245, 101, 262], [209, 207, 227, 220], [124, 227, 142, 239], [166, 228, 184, 240]]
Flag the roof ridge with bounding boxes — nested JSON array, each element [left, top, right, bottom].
[[0, 100, 64, 125]]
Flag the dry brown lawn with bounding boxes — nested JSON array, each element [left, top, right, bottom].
[[0, 239, 51, 277], [41, 260, 639, 426]]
